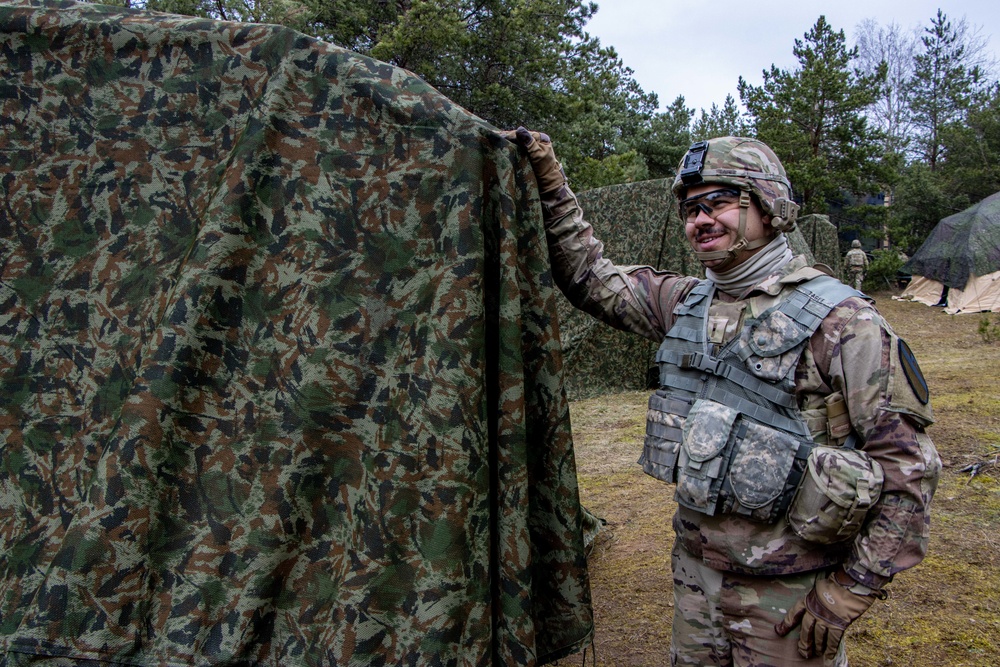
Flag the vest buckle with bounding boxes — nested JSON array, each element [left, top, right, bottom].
[[679, 352, 720, 375]]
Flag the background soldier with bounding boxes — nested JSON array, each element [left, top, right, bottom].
[[507, 128, 940, 667], [844, 239, 869, 290]]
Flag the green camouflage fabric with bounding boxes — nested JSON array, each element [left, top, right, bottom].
[[902, 191, 1000, 289], [0, 1, 593, 664], [785, 227, 814, 265], [796, 214, 841, 276], [557, 179, 700, 399]]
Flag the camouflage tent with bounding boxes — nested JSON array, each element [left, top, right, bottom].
[[796, 214, 840, 276], [557, 180, 815, 398], [556, 179, 698, 398], [0, 1, 593, 665], [903, 191, 1000, 289], [899, 191, 1000, 314]]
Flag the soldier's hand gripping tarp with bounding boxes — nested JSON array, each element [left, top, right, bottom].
[[0, 1, 593, 664]]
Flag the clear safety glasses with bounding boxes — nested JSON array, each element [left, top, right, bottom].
[[679, 188, 742, 222]]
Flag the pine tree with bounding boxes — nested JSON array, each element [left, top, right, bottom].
[[738, 16, 885, 215], [691, 95, 748, 141], [908, 10, 982, 171]]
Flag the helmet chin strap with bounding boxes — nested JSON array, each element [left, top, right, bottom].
[[693, 190, 770, 272]]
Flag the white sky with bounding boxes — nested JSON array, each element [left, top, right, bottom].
[[585, 1, 1000, 114]]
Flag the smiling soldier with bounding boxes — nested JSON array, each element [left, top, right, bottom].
[[507, 129, 940, 667]]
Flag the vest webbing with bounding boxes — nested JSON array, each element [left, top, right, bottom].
[[643, 275, 864, 520]]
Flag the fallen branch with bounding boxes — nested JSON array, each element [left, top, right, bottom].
[[959, 455, 999, 481]]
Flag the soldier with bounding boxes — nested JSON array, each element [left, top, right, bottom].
[[844, 239, 869, 290], [506, 129, 940, 667]]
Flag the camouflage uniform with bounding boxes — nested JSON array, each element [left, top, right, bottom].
[[844, 242, 869, 291], [538, 175, 939, 665]]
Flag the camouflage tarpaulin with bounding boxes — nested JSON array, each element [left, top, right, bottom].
[[0, 1, 593, 665], [558, 179, 699, 399], [903, 191, 1000, 289], [785, 226, 815, 266]]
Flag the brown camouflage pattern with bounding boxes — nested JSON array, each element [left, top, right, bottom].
[[845, 247, 869, 290], [788, 447, 884, 545], [0, 1, 593, 664], [538, 186, 939, 591], [670, 543, 847, 666]]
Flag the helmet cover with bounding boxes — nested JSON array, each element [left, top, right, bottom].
[[672, 137, 796, 228]]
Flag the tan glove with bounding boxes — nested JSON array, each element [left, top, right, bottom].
[[503, 127, 568, 198], [774, 571, 881, 665]]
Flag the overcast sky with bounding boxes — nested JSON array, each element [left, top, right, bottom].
[[585, 1, 1000, 115]]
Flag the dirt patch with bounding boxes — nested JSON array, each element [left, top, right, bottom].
[[553, 292, 1000, 667]]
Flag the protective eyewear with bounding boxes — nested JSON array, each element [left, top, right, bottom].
[[679, 188, 742, 222]]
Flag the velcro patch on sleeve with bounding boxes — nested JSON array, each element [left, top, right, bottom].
[[898, 338, 929, 405]]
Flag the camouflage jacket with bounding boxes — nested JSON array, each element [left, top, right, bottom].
[[544, 192, 940, 590], [846, 248, 869, 270]]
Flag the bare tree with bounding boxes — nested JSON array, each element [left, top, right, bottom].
[[854, 18, 918, 158]]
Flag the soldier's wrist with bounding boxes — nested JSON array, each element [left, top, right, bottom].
[[832, 569, 880, 597]]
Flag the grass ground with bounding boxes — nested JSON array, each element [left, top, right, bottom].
[[553, 292, 1000, 667]]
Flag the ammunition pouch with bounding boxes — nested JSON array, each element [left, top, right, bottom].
[[643, 396, 811, 524], [787, 445, 883, 544]]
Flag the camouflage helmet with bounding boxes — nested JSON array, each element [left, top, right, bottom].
[[672, 137, 799, 232], [851, 239, 862, 249]]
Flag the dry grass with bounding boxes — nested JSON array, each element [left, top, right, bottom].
[[553, 292, 1000, 667]]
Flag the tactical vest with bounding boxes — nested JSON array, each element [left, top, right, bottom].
[[640, 276, 863, 523], [847, 250, 867, 268]]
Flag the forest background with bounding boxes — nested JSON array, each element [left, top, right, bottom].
[[92, 0, 1000, 266]]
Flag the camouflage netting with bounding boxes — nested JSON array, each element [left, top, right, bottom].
[[0, 1, 593, 665], [556, 180, 698, 399], [557, 180, 815, 399], [903, 191, 1000, 289], [796, 214, 840, 276]]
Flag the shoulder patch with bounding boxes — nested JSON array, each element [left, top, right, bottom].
[[898, 339, 929, 405]]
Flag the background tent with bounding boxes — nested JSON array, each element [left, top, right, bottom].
[[796, 214, 842, 277], [900, 191, 1000, 314], [558, 180, 816, 398], [0, 1, 593, 664], [556, 179, 696, 399]]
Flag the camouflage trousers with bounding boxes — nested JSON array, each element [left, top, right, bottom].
[[671, 543, 848, 667], [847, 268, 865, 291]]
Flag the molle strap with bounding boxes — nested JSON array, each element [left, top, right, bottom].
[[659, 373, 705, 395], [772, 442, 815, 519], [650, 392, 694, 417], [704, 385, 812, 438], [659, 350, 798, 410], [663, 324, 705, 344]]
